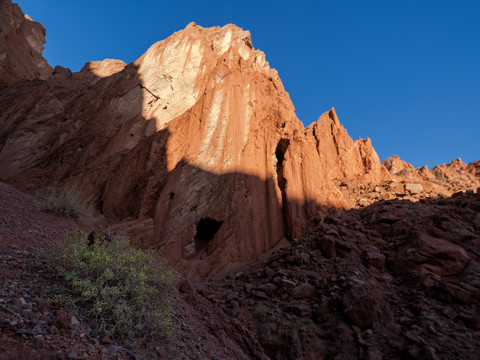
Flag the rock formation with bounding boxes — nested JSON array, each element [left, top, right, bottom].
[[381, 156, 480, 196], [0, 0, 478, 281], [305, 108, 390, 183], [381, 155, 414, 175], [0, 2, 388, 280], [0, 0, 52, 85], [207, 191, 480, 359]]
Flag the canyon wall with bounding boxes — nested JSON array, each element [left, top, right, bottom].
[[0, 1, 409, 279]]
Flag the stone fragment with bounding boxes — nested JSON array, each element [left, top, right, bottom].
[[51, 311, 73, 331], [405, 330, 423, 344], [17, 325, 43, 335], [100, 336, 111, 345], [343, 286, 380, 328], [364, 248, 386, 270], [256, 283, 277, 295], [279, 279, 296, 291], [404, 183, 423, 194], [424, 346, 439, 360], [70, 315, 80, 326], [284, 304, 312, 317], [291, 283, 315, 299], [395, 233, 470, 277], [367, 348, 383, 360], [441, 283, 471, 304], [316, 237, 336, 259], [244, 283, 254, 294], [251, 290, 269, 300]]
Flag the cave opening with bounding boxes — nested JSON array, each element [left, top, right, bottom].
[[275, 139, 290, 171], [194, 217, 223, 252], [275, 138, 291, 239]]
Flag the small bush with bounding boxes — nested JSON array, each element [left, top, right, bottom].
[[254, 304, 269, 320], [282, 318, 316, 336], [45, 230, 177, 346], [258, 322, 276, 336], [37, 183, 103, 226]]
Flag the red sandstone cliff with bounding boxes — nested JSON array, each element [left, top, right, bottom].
[[1, 2, 476, 280], [0, 15, 385, 279]]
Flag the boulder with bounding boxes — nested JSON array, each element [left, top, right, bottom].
[[395, 233, 470, 277], [291, 283, 315, 299], [404, 183, 423, 194], [342, 286, 380, 328]]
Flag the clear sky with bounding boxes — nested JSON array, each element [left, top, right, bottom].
[[15, 0, 479, 168]]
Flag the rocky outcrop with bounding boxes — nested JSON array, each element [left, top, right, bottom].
[[0, 19, 389, 279], [0, 2, 477, 281], [207, 192, 480, 359], [389, 156, 480, 192], [0, 0, 52, 85], [306, 108, 390, 183], [382, 155, 414, 175]]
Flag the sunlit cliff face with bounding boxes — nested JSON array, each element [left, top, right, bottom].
[[0, 13, 391, 279]]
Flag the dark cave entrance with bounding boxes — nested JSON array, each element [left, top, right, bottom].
[[275, 138, 291, 239], [194, 217, 223, 252]]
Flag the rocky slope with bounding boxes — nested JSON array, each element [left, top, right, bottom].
[[333, 156, 480, 210], [205, 190, 480, 359], [0, 0, 389, 280], [0, 181, 266, 360]]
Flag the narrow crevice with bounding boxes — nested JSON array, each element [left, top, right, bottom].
[[275, 139, 291, 239], [311, 125, 321, 157], [194, 217, 223, 253], [138, 84, 160, 100], [330, 123, 340, 156], [328, 109, 336, 121]]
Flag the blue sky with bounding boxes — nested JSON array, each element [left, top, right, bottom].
[[15, 0, 479, 168]]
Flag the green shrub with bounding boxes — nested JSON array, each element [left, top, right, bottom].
[[282, 318, 316, 336], [45, 230, 177, 346], [37, 183, 104, 226], [258, 322, 276, 336], [254, 304, 269, 320]]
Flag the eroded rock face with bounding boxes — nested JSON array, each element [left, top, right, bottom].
[[0, 19, 389, 279], [305, 108, 390, 184], [382, 155, 414, 175], [0, 0, 52, 85], [381, 155, 480, 196]]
